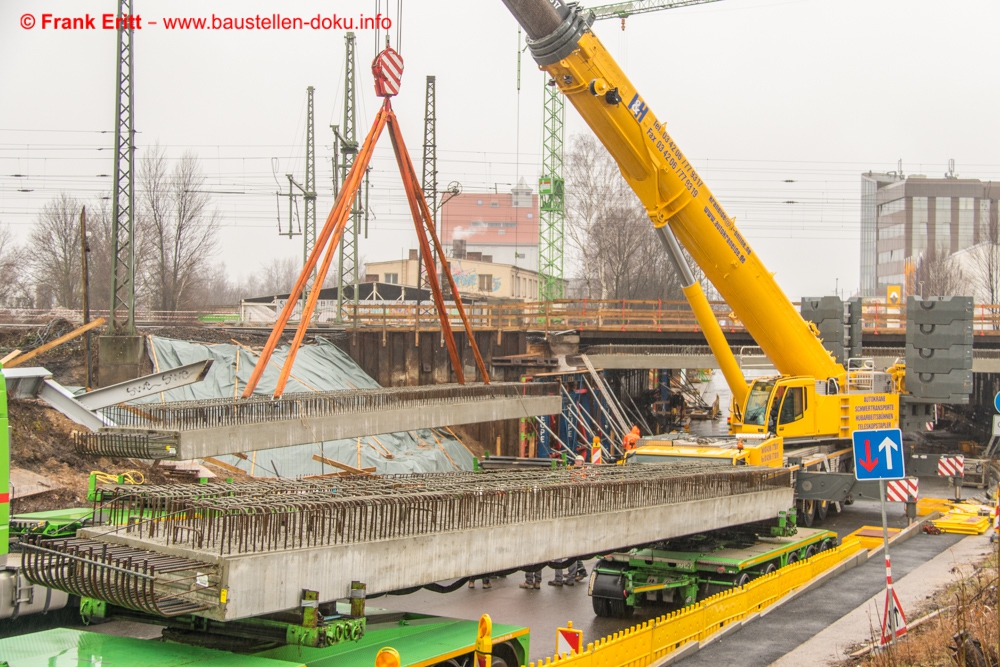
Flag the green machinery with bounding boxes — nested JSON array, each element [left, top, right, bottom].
[[1, 612, 530, 667], [589, 511, 837, 618]]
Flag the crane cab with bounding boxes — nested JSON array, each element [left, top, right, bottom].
[[730, 369, 899, 443], [732, 376, 817, 439]]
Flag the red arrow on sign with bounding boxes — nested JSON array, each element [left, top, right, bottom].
[[859, 438, 879, 472]]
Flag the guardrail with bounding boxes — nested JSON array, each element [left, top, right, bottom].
[[527, 536, 864, 667], [0, 308, 238, 326], [4, 300, 1000, 334]]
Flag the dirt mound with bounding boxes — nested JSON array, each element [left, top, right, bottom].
[[8, 399, 168, 513]]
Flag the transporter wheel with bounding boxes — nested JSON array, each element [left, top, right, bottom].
[[592, 596, 612, 617], [817, 500, 830, 521], [492, 642, 520, 667], [818, 538, 836, 552], [608, 599, 634, 619], [799, 499, 817, 527], [786, 552, 800, 566], [804, 544, 818, 560], [733, 572, 751, 588], [760, 562, 778, 577], [590, 566, 632, 618]]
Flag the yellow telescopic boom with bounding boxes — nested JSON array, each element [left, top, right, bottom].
[[503, 0, 844, 386]]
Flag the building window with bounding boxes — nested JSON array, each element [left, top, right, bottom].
[[878, 199, 905, 216], [478, 274, 493, 291], [912, 197, 928, 255], [497, 229, 505, 235], [959, 197, 974, 249], [477, 199, 483, 206], [981, 200, 997, 244], [490, 201, 500, 208], [384, 273, 398, 284], [878, 223, 903, 241], [526, 213, 533, 219], [878, 249, 904, 263], [934, 197, 952, 253]]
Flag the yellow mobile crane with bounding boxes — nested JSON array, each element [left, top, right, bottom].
[[501, 0, 903, 446], [500, 0, 910, 524]]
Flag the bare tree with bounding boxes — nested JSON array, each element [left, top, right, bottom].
[[81, 199, 115, 312], [564, 133, 687, 301], [138, 145, 221, 311], [968, 205, 1000, 305], [908, 244, 970, 298], [257, 256, 304, 296], [25, 193, 82, 308], [0, 222, 29, 307]]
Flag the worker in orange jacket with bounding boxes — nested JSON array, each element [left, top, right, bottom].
[[623, 425, 640, 452]]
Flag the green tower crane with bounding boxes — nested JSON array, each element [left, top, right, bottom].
[[334, 32, 361, 322]]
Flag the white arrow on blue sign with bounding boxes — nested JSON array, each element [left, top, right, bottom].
[[852, 428, 906, 481]]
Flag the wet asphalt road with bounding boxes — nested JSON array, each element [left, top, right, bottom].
[[672, 530, 965, 667]]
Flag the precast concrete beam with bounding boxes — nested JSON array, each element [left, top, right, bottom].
[[82, 485, 792, 621], [171, 393, 560, 459], [82, 389, 561, 460]]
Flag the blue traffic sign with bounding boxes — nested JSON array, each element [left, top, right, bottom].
[[994, 391, 1000, 413], [852, 428, 905, 481]]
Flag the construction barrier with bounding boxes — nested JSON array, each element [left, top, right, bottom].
[[916, 497, 994, 535], [932, 501, 993, 534], [527, 537, 864, 667], [845, 526, 901, 551]]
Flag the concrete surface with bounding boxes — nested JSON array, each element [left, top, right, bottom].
[[97, 335, 144, 386], [168, 394, 562, 459], [770, 532, 993, 667]]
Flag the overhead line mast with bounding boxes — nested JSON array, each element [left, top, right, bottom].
[[335, 32, 361, 322], [109, 0, 136, 334]]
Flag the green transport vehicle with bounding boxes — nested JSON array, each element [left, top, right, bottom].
[[0, 608, 530, 667], [589, 511, 837, 618]]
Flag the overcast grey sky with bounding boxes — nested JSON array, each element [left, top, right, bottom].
[[2, 0, 998, 299]]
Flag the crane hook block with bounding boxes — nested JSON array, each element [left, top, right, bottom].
[[372, 47, 404, 97]]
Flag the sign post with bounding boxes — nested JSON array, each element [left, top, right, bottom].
[[853, 427, 908, 644]]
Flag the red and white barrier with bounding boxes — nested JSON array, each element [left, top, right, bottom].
[[886, 478, 918, 502], [937, 455, 965, 477]]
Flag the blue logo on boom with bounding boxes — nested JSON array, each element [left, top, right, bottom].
[[627, 92, 648, 123]]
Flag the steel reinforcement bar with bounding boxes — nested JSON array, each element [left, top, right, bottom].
[[91, 464, 790, 556], [96, 382, 556, 431], [20, 537, 219, 617]]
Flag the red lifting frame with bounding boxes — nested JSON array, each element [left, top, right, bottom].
[[243, 47, 489, 398]]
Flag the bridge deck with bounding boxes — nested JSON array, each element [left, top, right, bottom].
[[73, 382, 561, 460], [584, 344, 1000, 373], [24, 464, 793, 621]]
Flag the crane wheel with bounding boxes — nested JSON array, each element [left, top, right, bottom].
[[799, 499, 817, 527]]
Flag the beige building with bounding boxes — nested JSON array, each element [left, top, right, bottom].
[[366, 249, 557, 301]]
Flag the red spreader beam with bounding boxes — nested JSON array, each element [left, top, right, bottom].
[[242, 47, 489, 399]]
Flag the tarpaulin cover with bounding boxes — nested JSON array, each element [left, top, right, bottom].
[[138, 336, 474, 476]]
